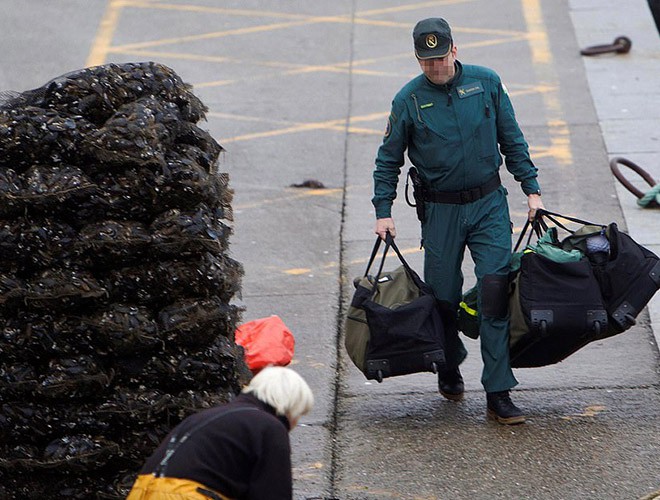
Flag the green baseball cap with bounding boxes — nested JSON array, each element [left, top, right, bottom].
[[413, 18, 452, 59]]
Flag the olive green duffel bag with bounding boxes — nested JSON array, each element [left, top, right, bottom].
[[344, 234, 446, 382]]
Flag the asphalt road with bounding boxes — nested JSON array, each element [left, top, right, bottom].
[[1, 1, 659, 499]]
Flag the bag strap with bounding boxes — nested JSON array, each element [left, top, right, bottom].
[[363, 233, 418, 287], [363, 235, 385, 278], [155, 406, 259, 478], [537, 209, 605, 236], [513, 209, 604, 252], [513, 216, 544, 252], [512, 218, 529, 252], [382, 233, 416, 278], [539, 209, 600, 227]]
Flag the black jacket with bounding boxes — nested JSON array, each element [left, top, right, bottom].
[[139, 393, 292, 499]]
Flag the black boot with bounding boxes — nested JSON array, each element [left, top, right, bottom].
[[486, 391, 526, 425], [438, 367, 464, 401]]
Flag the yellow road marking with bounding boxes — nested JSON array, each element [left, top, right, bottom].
[[110, 12, 446, 54], [508, 84, 557, 97], [355, 0, 473, 17], [109, 49, 405, 90], [234, 188, 342, 211], [86, 0, 125, 66], [282, 245, 424, 276], [285, 268, 312, 275], [113, 49, 235, 64], [194, 34, 531, 87], [208, 111, 386, 140], [522, 0, 573, 166], [222, 122, 343, 144], [108, 19, 322, 52], [130, 2, 315, 19], [219, 113, 389, 144], [522, 0, 551, 66], [459, 35, 532, 50], [207, 112, 299, 126]]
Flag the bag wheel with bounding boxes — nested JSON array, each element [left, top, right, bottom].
[[376, 370, 384, 383], [430, 361, 438, 374], [593, 320, 601, 336], [540, 320, 547, 337]]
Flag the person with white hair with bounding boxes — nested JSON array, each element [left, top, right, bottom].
[[127, 366, 314, 500]]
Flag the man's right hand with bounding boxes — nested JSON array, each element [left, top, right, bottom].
[[375, 217, 396, 240]]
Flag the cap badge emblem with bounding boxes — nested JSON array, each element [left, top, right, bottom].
[[425, 34, 438, 49]]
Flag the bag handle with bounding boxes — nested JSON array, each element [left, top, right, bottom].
[[363, 233, 418, 290], [363, 235, 386, 278], [383, 233, 417, 278], [538, 209, 600, 228], [513, 215, 545, 252], [513, 209, 604, 252]]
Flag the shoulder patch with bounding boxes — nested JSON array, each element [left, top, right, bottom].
[[384, 112, 395, 138], [456, 82, 484, 99]]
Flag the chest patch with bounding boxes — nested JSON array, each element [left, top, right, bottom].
[[456, 82, 484, 98]]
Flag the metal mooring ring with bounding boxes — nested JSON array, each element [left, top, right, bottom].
[[580, 36, 632, 56], [609, 156, 657, 200]]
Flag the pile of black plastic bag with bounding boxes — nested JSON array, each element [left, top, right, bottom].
[[0, 62, 248, 498]]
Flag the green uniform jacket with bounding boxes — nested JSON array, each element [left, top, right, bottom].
[[373, 61, 540, 218]]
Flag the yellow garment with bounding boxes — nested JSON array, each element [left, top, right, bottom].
[[127, 474, 232, 500]]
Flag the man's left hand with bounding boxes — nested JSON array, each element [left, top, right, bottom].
[[527, 193, 544, 221]]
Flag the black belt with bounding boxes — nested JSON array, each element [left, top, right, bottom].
[[422, 174, 501, 204]]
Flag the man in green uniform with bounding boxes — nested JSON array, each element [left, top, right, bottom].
[[372, 18, 544, 425]]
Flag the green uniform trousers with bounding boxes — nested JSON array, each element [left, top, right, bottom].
[[422, 186, 517, 393]]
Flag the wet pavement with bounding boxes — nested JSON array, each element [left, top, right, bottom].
[[1, 0, 659, 499]]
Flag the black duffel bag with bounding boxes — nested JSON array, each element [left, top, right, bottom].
[[509, 209, 660, 367], [558, 215, 660, 337], [508, 212, 608, 367], [344, 234, 446, 382]]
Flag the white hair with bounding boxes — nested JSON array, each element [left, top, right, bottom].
[[242, 366, 314, 421]]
